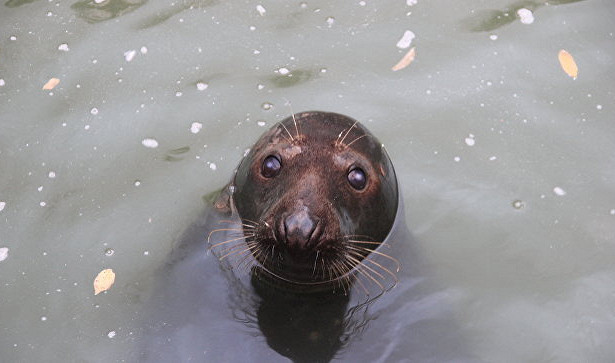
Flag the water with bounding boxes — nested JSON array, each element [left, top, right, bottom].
[[1, 0, 614, 361]]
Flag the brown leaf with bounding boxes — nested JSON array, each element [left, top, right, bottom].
[[94, 268, 116, 295], [42, 78, 60, 90], [558, 50, 578, 79], [392, 47, 416, 72]]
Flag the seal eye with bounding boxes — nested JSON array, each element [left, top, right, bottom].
[[347, 168, 367, 190], [262, 155, 281, 178]]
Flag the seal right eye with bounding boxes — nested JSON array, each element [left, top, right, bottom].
[[261, 155, 282, 178]]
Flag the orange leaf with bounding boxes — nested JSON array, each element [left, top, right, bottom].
[[558, 50, 578, 79], [392, 47, 416, 72], [94, 268, 116, 295], [42, 78, 60, 90]]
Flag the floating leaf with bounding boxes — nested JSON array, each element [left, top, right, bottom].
[[558, 49, 578, 79], [42, 78, 60, 90], [94, 268, 116, 295], [392, 47, 416, 72]]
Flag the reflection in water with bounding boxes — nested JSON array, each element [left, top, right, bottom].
[[464, 0, 587, 32], [250, 270, 384, 363], [70, 0, 147, 23]]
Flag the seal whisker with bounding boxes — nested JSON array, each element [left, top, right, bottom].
[[239, 217, 261, 226], [219, 242, 259, 261], [236, 247, 260, 273], [362, 258, 399, 286], [216, 239, 255, 255], [354, 264, 385, 292], [346, 240, 388, 247], [312, 250, 320, 277], [282, 98, 300, 138], [345, 134, 368, 148], [338, 120, 358, 146], [346, 245, 401, 272], [346, 253, 386, 281], [218, 219, 257, 229], [208, 228, 248, 242], [278, 121, 295, 142], [209, 234, 255, 249], [353, 272, 370, 295]]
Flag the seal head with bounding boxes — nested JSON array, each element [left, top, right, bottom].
[[228, 111, 398, 289]]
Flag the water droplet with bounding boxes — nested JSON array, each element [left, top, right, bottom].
[[134, 180, 141, 187], [261, 102, 273, 110], [107, 331, 116, 338], [104, 248, 115, 257], [90, 107, 99, 115], [512, 200, 524, 209], [196, 82, 208, 91]]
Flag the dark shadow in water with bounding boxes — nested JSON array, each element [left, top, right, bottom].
[[5, 0, 38, 7], [463, 0, 587, 32], [136, 0, 217, 29], [266, 69, 318, 89], [163, 146, 191, 162], [71, 0, 147, 23]]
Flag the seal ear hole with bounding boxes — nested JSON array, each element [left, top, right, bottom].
[[262, 155, 282, 178], [347, 167, 367, 190]]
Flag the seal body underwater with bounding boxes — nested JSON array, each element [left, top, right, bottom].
[[135, 111, 403, 362], [211, 111, 399, 292]]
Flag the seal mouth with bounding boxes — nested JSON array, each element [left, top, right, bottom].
[[207, 218, 400, 294]]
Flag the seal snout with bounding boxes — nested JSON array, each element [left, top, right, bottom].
[[280, 209, 321, 252]]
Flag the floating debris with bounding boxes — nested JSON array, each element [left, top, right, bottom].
[[142, 138, 159, 148], [42, 78, 60, 90], [93, 268, 116, 295], [553, 187, 567, 196], [558, 50, 578, 79], [396, 30, 415, 49], [0, 247, 8, 262], [392, 47, 416, 71], [124, 50, 137, 62], [517, 8, 534, 24], [256, 4, 266, 16], [190, 122, 203, 134]]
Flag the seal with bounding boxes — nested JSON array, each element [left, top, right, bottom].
[[211, 111, 399, 293]]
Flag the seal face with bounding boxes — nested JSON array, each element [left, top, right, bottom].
[[215, 111, 398, 290]]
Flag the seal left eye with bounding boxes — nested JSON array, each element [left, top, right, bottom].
[[262, 155, 282, 178], [348, 168, 367, 190]]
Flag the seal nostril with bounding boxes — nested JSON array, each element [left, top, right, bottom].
[[283, 210, 318, 250]]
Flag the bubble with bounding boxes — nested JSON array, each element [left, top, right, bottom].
[[261, 102, 273, 110], [512, 200, 524, 209], [90, 108, 99, 115], [196, 82, 208, 91], [104, 248, 115, 257]]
